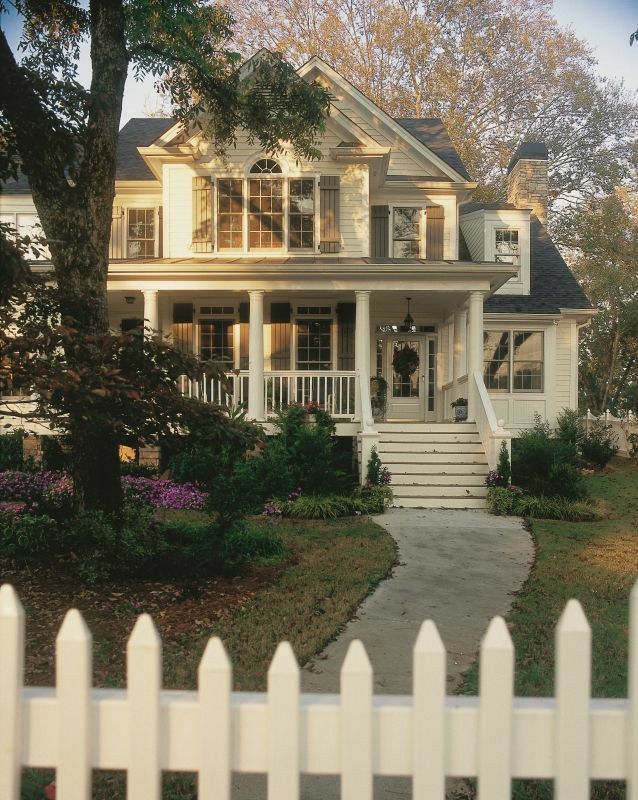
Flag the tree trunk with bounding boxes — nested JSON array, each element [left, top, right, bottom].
[[0, 0, 129, 512]]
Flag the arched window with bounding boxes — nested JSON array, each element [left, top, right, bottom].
[[249, 158, 282, 174]]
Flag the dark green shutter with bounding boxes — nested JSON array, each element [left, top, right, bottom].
[[270, 302, 291, 370], [370, 205, 389, 258], [319, 176, 341, 253], [337, 303, 355, 369], [239, 302, 250, 370], [426, 205, 444, 260], [192, 176, 213, 253], [109, 206, 124, 259], [172, 303, 194, 352]]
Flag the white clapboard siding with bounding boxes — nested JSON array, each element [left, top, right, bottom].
[[1, 581, 637, 799]]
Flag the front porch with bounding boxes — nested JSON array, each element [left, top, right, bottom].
[[109, 287, 491, 428]]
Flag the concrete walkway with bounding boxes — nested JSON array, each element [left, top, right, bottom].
[[302, 508, 533, 693], [232, 508, 533, 799]]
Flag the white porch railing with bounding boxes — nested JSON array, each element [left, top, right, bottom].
[[265, 371, 356, 418], [472, 370, 511, 469], [178, 373, 248, 409], [1, 581, 638, 798], [585, 409, 638, 458]]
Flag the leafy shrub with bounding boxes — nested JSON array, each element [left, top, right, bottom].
[[486, 487, 601, 521], [0, 511, 60, 562], [512, 415, 585, 499], [355, 483, 394, 513], [581, 421, 619, 468], [280, 494, 356, 519], [555, 408, 585, 448], [486, 486, 519, 516], [0, 431, 24, 471], [365, 447, 391, 486], [514, 494, 602, 521], [219, 520, 285, 566]]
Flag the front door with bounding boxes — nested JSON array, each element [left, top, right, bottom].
[[386, 336, 425, 421]]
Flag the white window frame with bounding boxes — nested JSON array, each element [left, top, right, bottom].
[[494, 228, 520, 266], [124, 205, 159, 258], [483, 327, 545, 394], [212, 158, 319, 255], [388, 205, 427, 259]]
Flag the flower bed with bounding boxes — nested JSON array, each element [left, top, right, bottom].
[[0, 470, 208, 512]]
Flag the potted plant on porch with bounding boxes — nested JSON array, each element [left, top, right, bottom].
[[370, 376, 388, 421], [451, 397, 468, 421]]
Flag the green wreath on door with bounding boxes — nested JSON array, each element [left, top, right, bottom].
[[392, 344, 420, 381]]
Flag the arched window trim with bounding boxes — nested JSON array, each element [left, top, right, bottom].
[[249, 157, 283, 174]]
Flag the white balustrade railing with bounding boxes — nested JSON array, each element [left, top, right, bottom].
[[264, 371, 356, 418], [1, 580, 637, 798], [178, 373, 248, 409], [472, 370, 511, 469]]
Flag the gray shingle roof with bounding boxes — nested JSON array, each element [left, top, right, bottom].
[[484, 216, 592, 314], [0, 117, 177, 194], [115, 117, 177, 180], [394, 118, 472, 181]]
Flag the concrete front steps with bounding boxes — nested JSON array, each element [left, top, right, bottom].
[[376, 423, 489, 509]]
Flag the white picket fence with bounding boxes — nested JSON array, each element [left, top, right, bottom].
[[585, 409, 638, 458], [1, 581, 638, 799]]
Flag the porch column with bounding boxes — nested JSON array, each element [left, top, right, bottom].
[[142, 290, 159, 338], [355, 291, 372, 419], [453, 309, 467, 382], [467, 290, 484, 421], [247, 290, 265, 421]]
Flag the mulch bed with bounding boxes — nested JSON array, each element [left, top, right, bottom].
[[0, 559, 287, 687]]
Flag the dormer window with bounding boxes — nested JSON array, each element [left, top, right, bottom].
[[495, 229, 519, 266]]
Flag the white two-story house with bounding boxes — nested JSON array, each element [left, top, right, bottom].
[[0, 56, 593, 507]]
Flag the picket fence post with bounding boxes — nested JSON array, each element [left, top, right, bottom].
[[341, 640, 373, 800], [0, 584, 24, 800], [628, 581, 638, 800], [198, 637, 232, 800], [555, 599, 591, 800], [268, 641, 300, 800], [413, 620, 446, 799]]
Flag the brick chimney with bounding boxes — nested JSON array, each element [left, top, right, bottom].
[[506, 141, 549, 226]]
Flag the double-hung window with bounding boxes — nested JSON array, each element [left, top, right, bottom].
[[296, 306, 333, 371], [392, 207, 421, 258], [127, 209, 155, 257], [483, 330, 544, 392], [495, 229, 520, 265], [289, 179, 315, 249]]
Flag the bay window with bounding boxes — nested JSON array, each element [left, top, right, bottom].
[[483, 330, 544, 392]]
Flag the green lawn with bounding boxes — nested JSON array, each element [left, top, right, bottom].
[[461, 458, 638, 799]]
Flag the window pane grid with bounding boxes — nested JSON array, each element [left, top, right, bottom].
[[289, 179, 315, 249], [218, 179, 243, 249], [483, 330, 543, 392], [249, 178, 283, 249], [297, 319, 332, 370], [495, 228, 520, 265], [127, 208, 155, 257], [199, 320, 235, 365]]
